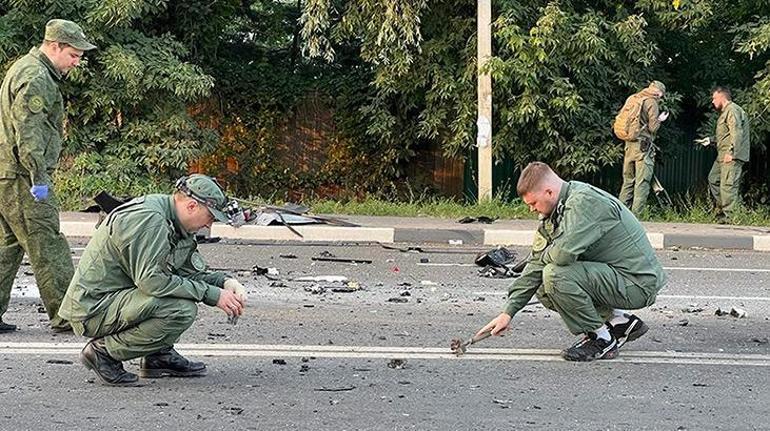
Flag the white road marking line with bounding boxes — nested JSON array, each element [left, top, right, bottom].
[[471, 292, 770, 302], [1, 343, 768, 367], [419, 262, 770, 272]]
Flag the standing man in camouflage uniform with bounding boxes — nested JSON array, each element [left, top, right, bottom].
[[478, 162, 667, 361], [695, 87, 750, 223], [617, 81, 669, 215], [59, 174, 248, 386], [0, 19, 96, 333]]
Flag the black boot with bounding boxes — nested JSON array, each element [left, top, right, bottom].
[[80, 338, 138, 386], [140, 347, 207, 378], [0, 319, 17, 333]]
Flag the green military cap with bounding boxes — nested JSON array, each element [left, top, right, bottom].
[[176, 174, 229, 223], [44, 19, 97, 51], [648, 80, 666, 95]]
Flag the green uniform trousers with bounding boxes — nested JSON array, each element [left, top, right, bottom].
[[708, 160, 744, 218], [537, 262, 659, 335], [0, 178, 72, 328], [618, 142, 654, 214], [71, 289, 198, 361]]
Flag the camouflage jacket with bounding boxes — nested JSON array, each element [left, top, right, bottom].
[[0, 47, 65, 185], [59, 195, 227, 323], [503, 181, 667, 317]]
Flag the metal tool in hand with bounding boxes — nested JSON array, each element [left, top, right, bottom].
[[450, 329, 493, 356]]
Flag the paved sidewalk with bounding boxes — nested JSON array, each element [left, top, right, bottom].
[[59, 212, 770, 251]]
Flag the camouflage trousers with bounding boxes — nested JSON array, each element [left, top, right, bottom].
[[708, 159, 744, 219], [618, 141, 655, 214], [0, 178, 72, 329], [536, 262, 660, 335], [71, 289, 198, 361]]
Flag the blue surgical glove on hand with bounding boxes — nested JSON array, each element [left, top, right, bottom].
[[30, 184, 49, 201]]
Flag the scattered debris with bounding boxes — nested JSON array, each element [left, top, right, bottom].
[[677, 319, 689, 326], [295, 275, 348, 283], [304, 286, 326, 295], [207, 332, 226, 338], [478, 265, 519, 278], [387, 359, 407, 369], [301, 357, 310, 362], [475, 247, 521, 278], [314, 386, 356, 392], [319, 250, 336, 258], [752, 337, 768, 344], [399, 290, 411, 297], [715, 308, 730, 317], [311, 256, 372, 264], [154, 402, 169, 407], [252, 266, 279, 277], [420, 280, 437, 286], [269, 281, 288, 288], [37, 306, 46, 313], [492, 399, 512, 408], [279, 254, 297, 259], [420, 258, 430, 263], [300, 364, 310, 373], [473, 296, 486, 302], [681, 306, 704, 313], [272, 359, 287, 365], [46, 359, 73, 365], [448, 239, 463, 245], [387, 297, 409, 303], [24, 271, 34, 276], [730, 307, 747, 318], [222, 407, 244, 415], [381, 244, 424, 253]]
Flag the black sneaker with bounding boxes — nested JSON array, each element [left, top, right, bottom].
[[609, 314, 649, 347], [562, 333, 618, 362], [0, 319, 17, 333]]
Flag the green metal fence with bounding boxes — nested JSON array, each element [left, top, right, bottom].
[[463, 141, 729, 203]]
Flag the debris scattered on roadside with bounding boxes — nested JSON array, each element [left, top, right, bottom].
[[387, 359, 407, 369], [420, 258, 430, 263], [681, 306, 704, 313], [269, 281, 288, 288], [670, 246, 680, 252], [24, 270, 34, 276], [399, 290, 411, 297], [729, 307, 747, 318], [311, 256, 372, 264], [714, 308, 730, 317], [300, 364, 310, 373], [752, 337, 768, 344], [474, 296, 486, 302], [207, 332, 226, 338], [677, 319, 689, 326], [387, 297, 409, 303], [331, 282, 361, 293], [314, 386, 356, 392], [301, 357, 310, 362], [381, 244, 424, 253], [478, 266, 518, 278], [37, 306, 46, 313], [279, 254, 297, 259], [154, 402, 169, 407], [420, 280, 437, 286], [492, 399, 512, 408], [46, 359, 73, 365], [671, 256, 678, 261], [273, 359, 287, 365], [474, 247, 521, 278], [295, 275, 348, 283], [304, 285, 326, 295], [448, 239, 463, 245], [724, 254, 732, 258], [252, 265, 279, 277], [319, 250, 335, 258]]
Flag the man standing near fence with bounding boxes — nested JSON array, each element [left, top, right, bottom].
[[615, 81, 669, 215], [695, 86, 750, 224], [0, 19, 96, 333]]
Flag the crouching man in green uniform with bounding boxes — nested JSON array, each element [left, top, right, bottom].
[[478, 162, 667, 361], [59, 174, 248, 385]]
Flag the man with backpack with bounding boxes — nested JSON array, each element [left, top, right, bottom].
[[615, 81, 669, 215]]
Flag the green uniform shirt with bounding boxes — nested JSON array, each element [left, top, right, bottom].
[[59, 195, 226, 323], [637, 92, 662, 144], [504, 181, 666, 317], [0, 47, 65, 184], [713, 101, 750, 162]]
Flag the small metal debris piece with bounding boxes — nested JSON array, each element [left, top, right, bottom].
[[387, 297, 408, 303], [311, 256, 372, 264], [46, 359, 73, 365], [273, 359, 287, 365], [751, 337, 768, 344], [677, 319, 689, 326], [715, 308, 730, 316], [314, 386, 356, 392], [279, 254, 297, 259], [681, 306, 704, 313], [450, 329, 493, 356], [730, 307, 747, 318], [420, 258, 430, 263], [387, 359, 406, 369]]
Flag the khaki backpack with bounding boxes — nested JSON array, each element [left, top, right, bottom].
[[613, 92, 650, 141]]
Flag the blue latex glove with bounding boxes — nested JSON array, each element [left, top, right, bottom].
[[30, 184, 49, 201]]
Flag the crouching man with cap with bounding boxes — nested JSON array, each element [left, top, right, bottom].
[[59, 174, 248, 385], [477, 162, 667, 361]]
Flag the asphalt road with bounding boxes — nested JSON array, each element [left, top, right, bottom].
[[1, 240, 768, 430]]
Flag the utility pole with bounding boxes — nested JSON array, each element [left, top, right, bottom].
[[477, 0, 493, 201]]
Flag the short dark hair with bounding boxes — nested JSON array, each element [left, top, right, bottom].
[[517, 162, 555, 196], [713, 86, 732, 101]]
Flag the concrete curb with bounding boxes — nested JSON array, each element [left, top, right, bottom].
[[58, 220, 770, 251]]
